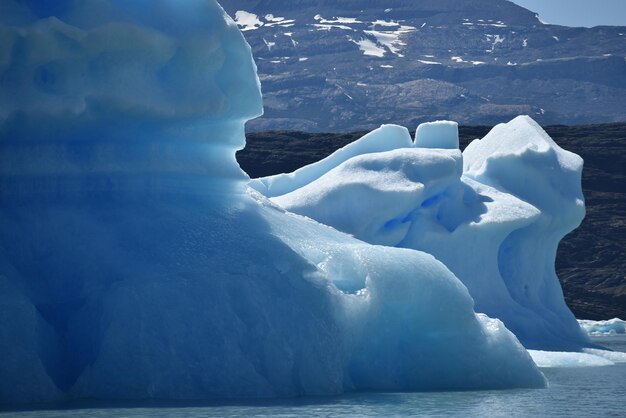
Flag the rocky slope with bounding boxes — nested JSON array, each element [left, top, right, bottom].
[[237, 124, 626, 320], [220, 0, 626, 131]]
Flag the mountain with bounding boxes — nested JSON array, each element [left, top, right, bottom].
[[220, 0, 626, 132]]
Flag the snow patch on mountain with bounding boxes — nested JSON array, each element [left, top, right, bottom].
[[372, 20, 401, 27], [235, 11, 295, 31], [365, 24, 416, 57], [419, 60, 442, 65], [235, 10, 263, 31], [314, 23, 354, 31], [315, 15, 363, 24], [486, 34, 505, 52], [351, 37, 386, 57]]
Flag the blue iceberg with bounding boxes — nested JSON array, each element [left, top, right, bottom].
[[0, 0, 552, 404]]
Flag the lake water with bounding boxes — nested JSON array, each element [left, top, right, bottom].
[[3, 336, 625, 417]]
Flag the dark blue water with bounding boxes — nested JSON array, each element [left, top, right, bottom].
[[3, 336, 625, 417]]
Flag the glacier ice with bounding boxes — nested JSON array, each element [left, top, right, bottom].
[[270, 117, 590, 351], [0, 0, 547, 404]]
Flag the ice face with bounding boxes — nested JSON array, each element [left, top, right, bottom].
[[414, 120, 460, 149], [0, 0, 262, 124], [0, 0, 262, 198], [269, 117, 590, 351], [463, 116, 588, 349], [0, 0, 546, 404]]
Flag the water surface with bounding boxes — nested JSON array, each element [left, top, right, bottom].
[[3, 336, 625, 417]]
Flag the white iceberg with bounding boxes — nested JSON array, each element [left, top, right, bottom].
[[0, 0, 546, 404], [529, 346, 626, 368], [528, 350, 614, 368], [578, 318, 626, 336], [269, 117, 590, 351]]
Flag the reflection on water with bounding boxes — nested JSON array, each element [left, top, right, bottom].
[[2, 336, 625, 417]]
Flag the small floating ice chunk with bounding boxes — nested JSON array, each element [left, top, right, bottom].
[[582, 348, 626, 363], [528, 350, 614, 368], [578, 318, 626, 336]]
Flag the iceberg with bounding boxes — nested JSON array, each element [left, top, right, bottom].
[[269, 117, 590, 351], [530, 346, 626, 368], [578, 318, 626, 336], [0, 0, 548, 404], [528, 350, 614, 368]]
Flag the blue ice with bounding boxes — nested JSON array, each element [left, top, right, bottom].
[[0, 0, 549, 404]]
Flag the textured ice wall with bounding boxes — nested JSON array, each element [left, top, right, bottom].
[[463, 116, 589, 349], [271, 117, 590, 351], [0, 0, 261, 198], [0, 0, 262, 402], [0, 0, 545, 404]]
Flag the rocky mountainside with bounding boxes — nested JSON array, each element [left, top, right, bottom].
[[237, 124, 626, 320], [220, 0, 626, 132]]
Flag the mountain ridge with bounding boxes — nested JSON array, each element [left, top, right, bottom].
[[220, 0, 626, 132]]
